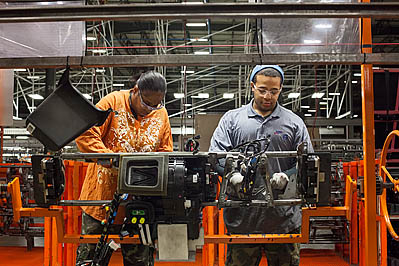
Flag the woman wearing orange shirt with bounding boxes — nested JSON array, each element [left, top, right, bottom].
[[75, 70, 173, 266]]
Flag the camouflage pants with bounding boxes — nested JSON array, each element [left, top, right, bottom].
[[76, 212, 154, 266], [225, 230, 300, 266]]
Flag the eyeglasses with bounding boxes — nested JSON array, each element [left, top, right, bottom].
[[253, 85, 281, 96], [139, 90, 164, 111]]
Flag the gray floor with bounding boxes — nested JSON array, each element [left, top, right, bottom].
[[0, 235, 44, 247]]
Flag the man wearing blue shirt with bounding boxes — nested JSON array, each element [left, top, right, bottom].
[[209, 65, 313, 266]]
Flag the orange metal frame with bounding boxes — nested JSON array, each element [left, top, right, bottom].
[[7, 175, 356, 244]]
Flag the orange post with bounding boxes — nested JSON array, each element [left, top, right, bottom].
[[349, 161, 359, 264]]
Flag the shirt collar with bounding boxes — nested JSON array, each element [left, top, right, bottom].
[[247, 99, 282, 119]]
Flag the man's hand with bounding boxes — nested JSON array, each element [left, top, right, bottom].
[[270, 172, 289, 190]]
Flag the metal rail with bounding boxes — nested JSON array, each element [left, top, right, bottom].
[[2, 53, 399, 69], [2, 3, 399, 23]]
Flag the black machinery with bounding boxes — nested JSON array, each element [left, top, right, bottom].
[[30, 138, 332, 265]]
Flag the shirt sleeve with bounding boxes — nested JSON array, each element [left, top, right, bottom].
[[75, 94, 115, 154], [209, 113, 234, 152], [157, 112, 173, 152], [294, 122, 314, 153]]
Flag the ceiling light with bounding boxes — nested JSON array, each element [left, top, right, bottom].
[[353, 114, 359, 118], [319, 102, 328, 105], [186, 22, 207, 27], [304, 114, 312, 117], [335, 111, 351, 120], [198, 93, 209, 98], [16, 136, 29, 140], [13, 116, 22, 120], [14, 68, 26, 72], [352, 80, 358, 84], [320, 107, 327, 110], [28, 94, 44, 100], [329, 92, 340, 96], [3, 136, 11, 139], [354, 73, 361, 77], [190, 38, 208, 42], [82, 93, 92, 100], [192, 93, 209, 99], [308, 109, 317, 113], [184, 103, 192, 107], [315, 24, 332, 29], [86, 36, 96, 41], [304, 39, 322, 44], [223, 93, 235, 99], [311, 92, 325, 98], [327, 125, 333, 129], [113, 83, 124, 87], [91, 49, 107, 54], [174, 93, 184, 99], [372, 67, 380, 70], [288, 92, 300, 98], [96, 68, 106, 73], [197, 112, 207, 115], [301, 105, 310, 109], [194, 51, 210, 55], [27, 76, 41, 80], [322, 97, 333, 100], [181, 70, 195, 74]]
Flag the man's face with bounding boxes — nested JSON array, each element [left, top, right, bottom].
[[133, 86, 165, 117], [251, 75, 282, 115]]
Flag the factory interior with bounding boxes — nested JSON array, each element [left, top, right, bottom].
[[1, 0, 399, 265]]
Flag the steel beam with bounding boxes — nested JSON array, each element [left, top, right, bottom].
[[2, 3, 399, 23], [2, 53, 399, 69]]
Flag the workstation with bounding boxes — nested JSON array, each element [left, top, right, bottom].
[[0, 1, 398, 265]]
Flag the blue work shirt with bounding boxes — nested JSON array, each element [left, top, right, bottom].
[[209, 100, 313, 234]]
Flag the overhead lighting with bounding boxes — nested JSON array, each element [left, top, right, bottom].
[[28, 94, 44, 100], [91, 49, 107, 54], [13, 116, 22, 120], [27, 76, 41, 80], [86, 36, 97, 41], [327, 125, 333, 129], [304, 114, 312, 117], [174, 93, 184, 99], [320, 107, 327, 110], [192, 93, 209, 99], [352, 80, 358, 84], [3, 136, 11, 139], [354, 73, 361, 77], [322, 97, 333, 100], [190, 38, 208, 42], [223, 93, 235, 99], [288, 92, 300, 98], [16, 136, 29, 140], [180, 70, 195, 74], [186, 22, 207, 27], [194, 51, 210, 55], [113, 83, 124, 87], [197, 112, 207, 115], [14, 68, 26, 72], [304, 39, 322, 44], [182, 2, 204, 4], [353, 114, 359, 118], [311, 92, 325, 98], [301, 105, 310, 109], [335, 111, 351, 120], [319, 102, 328, 105], [373, 67, 380, 70], [329, 92, 340, 96], [308, 109, 317, 113], [315, 24, 332, 29], [96, 68, 106, 73], [184, 103, 192, 107], [82, 93, 92, 100]]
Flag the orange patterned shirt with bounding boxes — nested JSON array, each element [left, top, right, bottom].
[[75, 90, 173, 221]]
